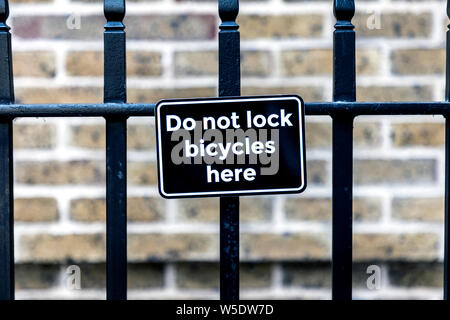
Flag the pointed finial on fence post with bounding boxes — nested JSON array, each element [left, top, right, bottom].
[[0, 0, 10, 31], [0, 0, 13, 105], [218, 0, 240, 97], [447, 0, 450, 21], [103, 0, 126, 103], [219, 0, 239, 30], [334, 0, 355, 29], [104, 0, 125, 29], [447, 0, 450, 31]]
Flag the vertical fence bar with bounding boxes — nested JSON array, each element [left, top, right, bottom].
[[104, 0, 127, 300], [445, 118, 449, 300], [0, 0, 14, 301], [218, 0, 240, 301], [444, 0, 450, 301], [331, 0, 355, 301]]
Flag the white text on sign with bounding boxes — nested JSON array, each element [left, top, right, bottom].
[[166, 109, 293, 131]]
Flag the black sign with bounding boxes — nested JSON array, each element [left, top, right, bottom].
[[155, 95, 306, 198]]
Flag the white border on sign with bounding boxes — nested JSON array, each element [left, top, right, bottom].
[[156, 96, 305, 198]]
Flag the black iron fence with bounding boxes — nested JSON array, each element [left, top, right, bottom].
[[0, 0, 450, 301]]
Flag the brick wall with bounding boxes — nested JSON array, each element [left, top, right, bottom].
[[7, 0, 449, 299]]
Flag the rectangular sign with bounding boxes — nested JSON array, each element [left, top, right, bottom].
[[155, 95, 306, 198]]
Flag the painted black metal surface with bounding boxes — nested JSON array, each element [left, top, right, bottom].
[[218, 0, 240, 301], [445, 0, 450, 301], [0, 0, 14, 301], [331, 0, 355, 301], [104, 0, 127, 301], [2, 101, 450, 118], [445, 119, 450, 300]]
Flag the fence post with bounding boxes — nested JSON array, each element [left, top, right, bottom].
[[218, 0, 240, 301], [0, 0, 14, 301], [331, 0, 355, 301], [444, 0, 450, 301], [104, 0, 127, 300]]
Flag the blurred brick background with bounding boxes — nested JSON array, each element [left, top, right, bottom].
[[7, 0, 450, 299]]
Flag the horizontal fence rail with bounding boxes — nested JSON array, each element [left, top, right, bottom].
[[2, 102, 450, 117], [0, 0, 450, 301]]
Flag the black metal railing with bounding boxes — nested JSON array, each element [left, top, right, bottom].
[[0, 0, 450, 300]]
